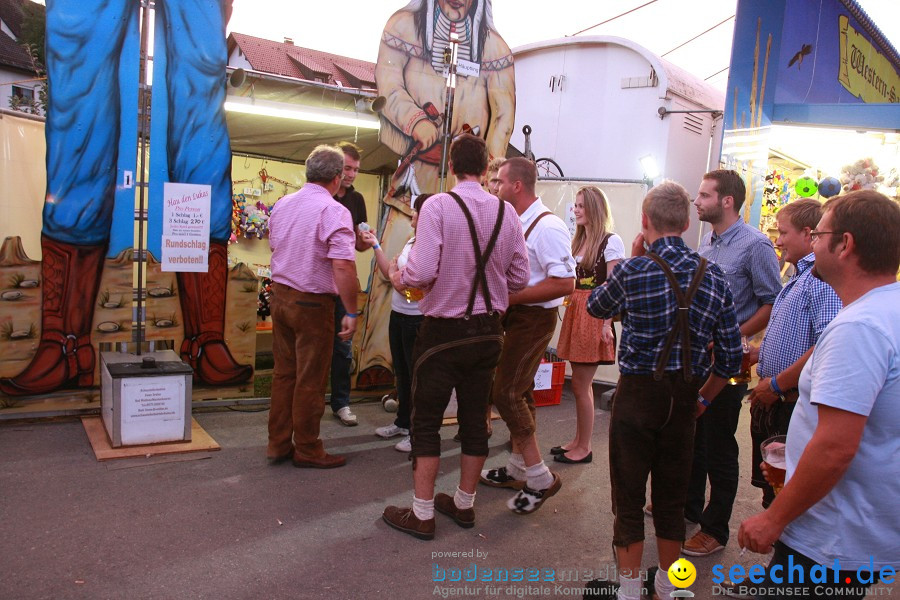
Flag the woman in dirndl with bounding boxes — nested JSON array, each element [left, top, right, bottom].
[[553, 186, 624, 464]]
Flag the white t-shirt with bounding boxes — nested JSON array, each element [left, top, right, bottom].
[[781, 282, 900, 570], [390, 237, 422, 315], [520, 198, 576, 309]]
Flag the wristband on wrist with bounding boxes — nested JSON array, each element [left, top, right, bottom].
[[373, 243, 381, 250], [697, 394, 711, 407], [345, 312, 358, 319], [770, 375, 783, 395]]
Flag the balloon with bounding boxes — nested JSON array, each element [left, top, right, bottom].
[[795, 177, 818, 197]]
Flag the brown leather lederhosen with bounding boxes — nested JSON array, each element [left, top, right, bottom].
[[407, 192, 507, 458]]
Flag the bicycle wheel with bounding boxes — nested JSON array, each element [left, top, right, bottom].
[[535, 157, 564, 178]]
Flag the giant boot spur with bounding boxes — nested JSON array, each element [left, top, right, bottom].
[[177, 241, 252, 386], [0, 237, 106, 396]]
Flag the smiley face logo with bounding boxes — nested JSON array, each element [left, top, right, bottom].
[[668, 558, 697, 588]]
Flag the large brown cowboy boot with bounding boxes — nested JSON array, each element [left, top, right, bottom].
[[177, 241, 252, 386], [0, 237, 106, 397]]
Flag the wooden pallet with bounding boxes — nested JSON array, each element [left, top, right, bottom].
[[81, 416, 220, 461]]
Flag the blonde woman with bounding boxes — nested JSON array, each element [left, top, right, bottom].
[[554, 186, 624, 463]]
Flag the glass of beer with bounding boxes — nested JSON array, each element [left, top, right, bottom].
[[761, 434, 788, 495], [403, 288, 425, 303], [728, 335, 753, 385]]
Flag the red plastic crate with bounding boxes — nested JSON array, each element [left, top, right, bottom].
[[534, 361, 565, 406]]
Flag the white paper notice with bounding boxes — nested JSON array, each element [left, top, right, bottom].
[[457, 59, 481, 78], [161, 182, 211, 272], [533, 363, 553, 391], [565, 202, 576, 237], [123, 376, 185, 423]]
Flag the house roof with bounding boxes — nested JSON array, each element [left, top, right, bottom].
[[228, 32, 376, 90], [0, 0, 40, 73]]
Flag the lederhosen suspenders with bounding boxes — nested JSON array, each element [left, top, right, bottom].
[[447, 192, 505, 317], [646, 254, 708, 381], [524, 211, 553, 241]]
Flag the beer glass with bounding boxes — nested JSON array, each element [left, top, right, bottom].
[[761, 434, 788, 495]]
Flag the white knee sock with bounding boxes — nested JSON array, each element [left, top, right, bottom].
[[655, 565, 675, 598], [617, 574, 642, 600], [454, 487, 476, 509], [412, 496, 434, 520], [506, 453, 526, 479], [525, 461, 554, 490]]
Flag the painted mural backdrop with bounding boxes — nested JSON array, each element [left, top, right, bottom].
[[356, 0, 516, 387], [0, 0, 254, 406], [721, 0, 898, 227]]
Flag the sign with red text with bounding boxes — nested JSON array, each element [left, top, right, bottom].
[[161, 182, 211, 272]]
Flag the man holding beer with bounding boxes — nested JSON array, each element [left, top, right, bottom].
[[738, 190, 900, 599], [747, 199, 841, 507]]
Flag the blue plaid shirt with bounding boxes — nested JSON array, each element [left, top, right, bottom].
[[699, 220, 782, 325], [587, 236, 743, 380], [757, 253, 842, 379]]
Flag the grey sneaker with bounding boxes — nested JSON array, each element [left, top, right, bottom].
[[394, 436, 411, 452], [335, 407, 358, 426], [375, 424, 408, 438]]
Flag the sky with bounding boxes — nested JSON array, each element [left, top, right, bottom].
[[228, 0, 900, 91]]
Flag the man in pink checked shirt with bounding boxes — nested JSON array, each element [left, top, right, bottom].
[[381, 134, 530, 540], [265, 145, 360, 470]]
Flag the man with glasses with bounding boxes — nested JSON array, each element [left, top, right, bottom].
[[738, 190, 900, 599], [683, 170, 782, 557]]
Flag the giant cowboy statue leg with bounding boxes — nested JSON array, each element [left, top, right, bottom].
[[157, 0, 251, 386], [0, 2, 134, 396]]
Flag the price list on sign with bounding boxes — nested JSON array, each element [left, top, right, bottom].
[[161, 182, 211, 272]]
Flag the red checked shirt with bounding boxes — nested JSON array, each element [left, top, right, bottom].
[[400, 181, 530, 318], [268, 183, 356, 295]]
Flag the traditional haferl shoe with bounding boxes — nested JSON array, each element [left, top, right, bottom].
[[682, 531, 725, 557], [434, 493, 475, 529], [582, 579, 619, 599], [508, 472, 562, 514], [382, 506, 435, 540], [291, 453, 346, 469], [479, 466, 526, 490]]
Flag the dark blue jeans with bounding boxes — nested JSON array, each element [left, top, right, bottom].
[[329, 297, 352, 413], [686, 383, 746, 545], [388, 311, 423, 430]]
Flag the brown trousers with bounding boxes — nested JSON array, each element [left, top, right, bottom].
[[492, 304, 558, 441], [267, 283, 335, 460]]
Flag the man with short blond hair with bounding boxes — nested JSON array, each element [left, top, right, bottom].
[[585, 180, 742, 600], [479, 157, 574, 514], [266, 145, 360, 469], [746, 198, 841, 508], [739, 190, 900, 599]]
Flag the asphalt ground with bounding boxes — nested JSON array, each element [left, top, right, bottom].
[[1, 385, 895, 600]]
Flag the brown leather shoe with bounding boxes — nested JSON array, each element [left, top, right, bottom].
[[434, 493, 475, 529], [291, 453, 346, 469], [382, 506, 435, 540], [682, 531, 725, 557], [267, 449, 293, 465]]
